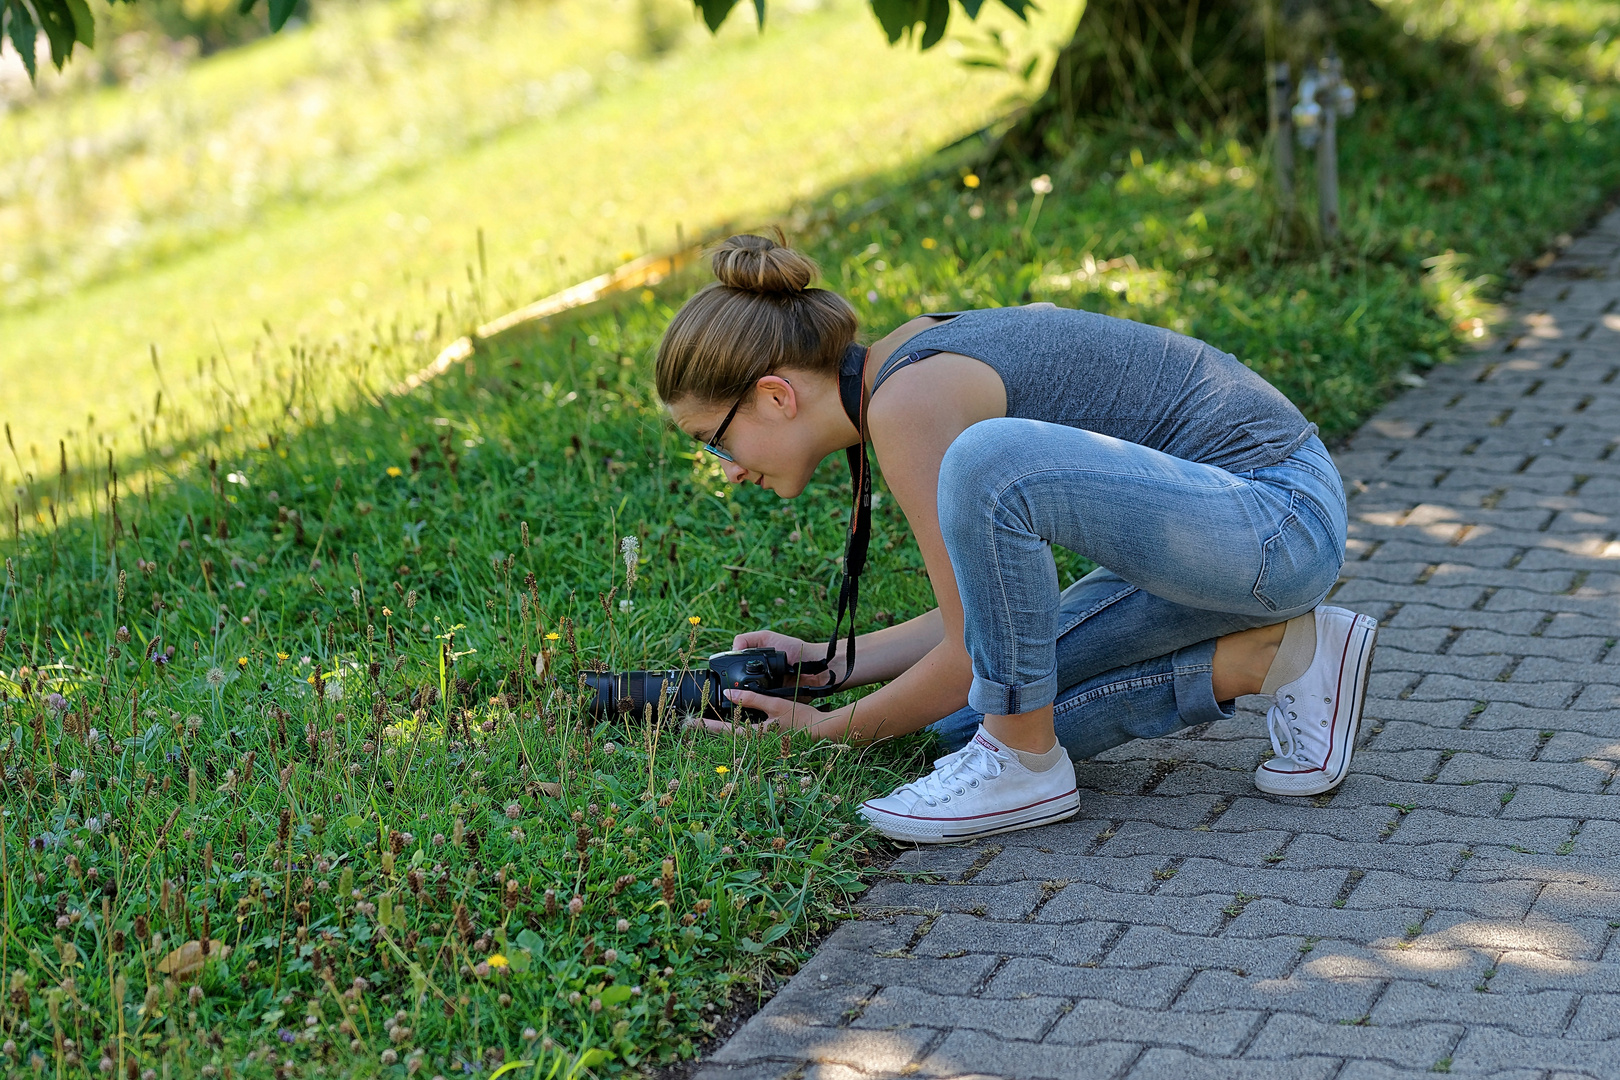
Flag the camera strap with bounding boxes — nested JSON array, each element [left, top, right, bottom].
[[759, 341, 871, 702]]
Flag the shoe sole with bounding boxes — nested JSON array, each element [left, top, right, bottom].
[[1255, 614, 1379, 797], [858, 788, 1081, 845]]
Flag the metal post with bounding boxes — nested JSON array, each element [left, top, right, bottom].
[[1268, 61, 1295, 212], [1316, 54, 1341, 241]]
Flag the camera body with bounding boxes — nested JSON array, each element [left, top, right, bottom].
[[582, 647, 790, 719]]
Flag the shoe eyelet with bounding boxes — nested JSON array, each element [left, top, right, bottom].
[[1288, 711, 1297, 720], [1285, 694, 1295, 703], [1325, 696, 1332, 703], [1320, 719, 1329, 727]]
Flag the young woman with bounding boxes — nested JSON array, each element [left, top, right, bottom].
[[658, 234, 1377, 844]]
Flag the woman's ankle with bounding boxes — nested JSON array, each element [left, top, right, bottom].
[[981, 706, 1057, 754], [1211, 622, 1288, 700]]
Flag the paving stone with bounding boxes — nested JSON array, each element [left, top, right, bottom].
[[982, 959, 1188, 1005], [970, 848, 1165, 889], [1295, 939, 1495, 990], [1335, 1066, 1541, 1080], [693, 1062, 809, 1080], [1565, 992, 1620, 1039], [1366, 722, 1540, 759], [1103, 928, 1299, 978], [1384, 809, 1574, 851], [1171, 968, 1382, 1017], [1345, 871, 1538, 918], [1438, 754, 1610, 792], [1276, 835, 1464, 877], [1125, 1049, 1339, 1080], [913, 913, 1114, 965], [1155, 858, 1346, 904], [821, 916, 928, 955], [1414, 911, 1608, 960], [1489, 954, 1620, 994], [1328, 776, 1515, 817], [1036, 882, 1229, 933], [1538, 730, 1620, 763], [1211, 798, 1397, 843], [1244, 1013, 1462, 1068], [852, 986, 1066, 1041], [856, 881, 1045, 919], [1045, 999, 1262, 1054], [753, 977, 877, 1027], [889, 846, 988, 882], [1500, 784, 1620, 821], [1451, 1030, 1620, 1075], [1224, 898, 1425, 943], [1369, 982, 1576, 1035], [710, 1017, 936, 1068], [918, 1030, 1138, 1080], [1093, 821, 1291, 865], [798, 949, 1001, 996]]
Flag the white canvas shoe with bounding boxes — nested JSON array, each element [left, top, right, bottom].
[[1254, 606, 1379, 797], [858, 728, 1080, 844]]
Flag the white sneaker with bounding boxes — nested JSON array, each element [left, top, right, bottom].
[[1254, 606, 1379, 796], [858, 728, 1079, 844]]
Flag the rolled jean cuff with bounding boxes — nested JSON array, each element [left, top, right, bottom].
[[968, 670, 1058, 717], [1171, 639, 1233, 727]]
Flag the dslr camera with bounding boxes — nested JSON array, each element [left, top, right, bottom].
[[582, 647, 791, 720]]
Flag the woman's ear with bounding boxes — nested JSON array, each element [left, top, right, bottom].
[[755, 375, 799, 420]]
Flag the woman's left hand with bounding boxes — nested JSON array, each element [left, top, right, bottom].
[[682, 689, 826, 737]]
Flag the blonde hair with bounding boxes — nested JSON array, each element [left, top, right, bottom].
[[656, 234, 858, 406]]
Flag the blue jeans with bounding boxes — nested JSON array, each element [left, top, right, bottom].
[[927, 421, 1347, 761]]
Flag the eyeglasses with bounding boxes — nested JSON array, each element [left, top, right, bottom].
[[699, 377, 786, 464], [700, 389, 748, 463]]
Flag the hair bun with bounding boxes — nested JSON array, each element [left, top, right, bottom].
[[709, 234, 817, 294]]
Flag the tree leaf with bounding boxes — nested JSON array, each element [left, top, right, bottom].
[[63, 0, 91, 47], [4, 0, 39, 83], [156, 939, 229, 980], [600, 984, 633, 1006], [956, 0, 984, 17], [918, 0, 949, 50], [267, 0, 297, 32], [751, 0, 764, 29], [869, 0, 925, 44], [32, 0, 77, 69], [994, 0, 1033, 21], [693, 0, 738, 32]]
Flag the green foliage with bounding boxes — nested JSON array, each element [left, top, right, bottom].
[[692, 0, 1033, 48]]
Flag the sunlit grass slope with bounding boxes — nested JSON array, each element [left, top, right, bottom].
[[0, 0, 1080, 464]]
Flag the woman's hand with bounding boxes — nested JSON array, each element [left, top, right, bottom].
[[729, 629, 841, 688], [681, 689, 831, 738]]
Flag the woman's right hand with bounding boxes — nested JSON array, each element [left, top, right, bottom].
[[729, 630, 838, 688]]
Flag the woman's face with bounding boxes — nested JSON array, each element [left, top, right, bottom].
[[668, 375, 823, 498]]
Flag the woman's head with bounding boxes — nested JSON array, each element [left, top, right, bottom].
[[659, 234, 859, 496]]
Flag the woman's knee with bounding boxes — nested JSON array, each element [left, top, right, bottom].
[[937, 418, 1036, 539]]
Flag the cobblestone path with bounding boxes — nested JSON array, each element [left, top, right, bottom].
[[693, 211, 1620, 1080]]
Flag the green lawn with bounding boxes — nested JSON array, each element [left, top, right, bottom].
[[4, 0, 1620, 1076], [0, 0, 1080, 467]]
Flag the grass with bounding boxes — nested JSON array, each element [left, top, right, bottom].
[[0, 0, 1081, 460], [5, 0, 1620, 1076]]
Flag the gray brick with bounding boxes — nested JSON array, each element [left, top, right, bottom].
[[1366, 721, 1540, 759], [1171, 969, 1382, 1017], [1385, 809, 1574, 852], [1149, 763, 1257, 798], [1104, 928, 1299, 978], [971, 848, 1165, 889], [1046, 999, 1262, 1054], [1370, 982, 1576, 1035], [1346, 871, 1538, 917], [1415, 910, 1608, 960], [1531, 881, 1620, 922], [1244, 1013, 1461, 1068], [1566, 992, 1620, 1039], [914, 913, 1113, 965], [919, 1030, 1137, 1080], [1489, 954, 1620, 993], [1438, 753, 1609, 792], [1037, 884, 1228, 933], [889, 846, 988, 882], [754, 977, 876, 1027], [1126, 1049, 1338, 1080], [821, 916, 927, 955], [799, 949, 1001, 996], [1336, 1066, 1541, 1080], [1538, 730, 1620, 763], [1212, 798, 1397, 844], [1095, 821, 1290, 865], [852, 986, 1065, 1040], [710, 1016, 935, 1067], [1329, 775, 1514, 816], [1157, 858, 1346, 904], [692, 1062, 806, 1080], [983, 958, 1187, 1005], [1277, 835, 1463, 877], [1501, 785, 1620, 821], [1295, 939, 1495, 990], [1070, 793, 1225, 828], [1225, 899, 1426, 943], [857, 881, 1045, 919], [1072, 760, 1160, 793], [1452, 1030, 1620, 1075]]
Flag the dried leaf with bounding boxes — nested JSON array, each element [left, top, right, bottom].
[[536, 782, 561, 798], [156, 939, 228, 980]]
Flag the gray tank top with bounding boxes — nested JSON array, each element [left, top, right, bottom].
[[873, 304, 1315, 473]]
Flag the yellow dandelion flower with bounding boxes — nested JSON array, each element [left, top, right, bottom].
[[486, 954, 509, 968], [545, 632, 560, 641], [688, 616, 701, 625], [237, 656, 249, 667], [963, 173, 980, 188], [921, 237, 938, 249], [715, 765, 729, 775], [386, 466, 403, 478], [381, 606, 393, 617], [307, 675, 316, 684], [277, 652, 290, 661]]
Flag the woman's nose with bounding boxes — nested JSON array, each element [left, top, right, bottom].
[[721, 461, 748, 484]]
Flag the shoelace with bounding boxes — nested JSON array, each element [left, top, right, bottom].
[[1265, 697, 1314, 766], [893, 742, 1006, 807]]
